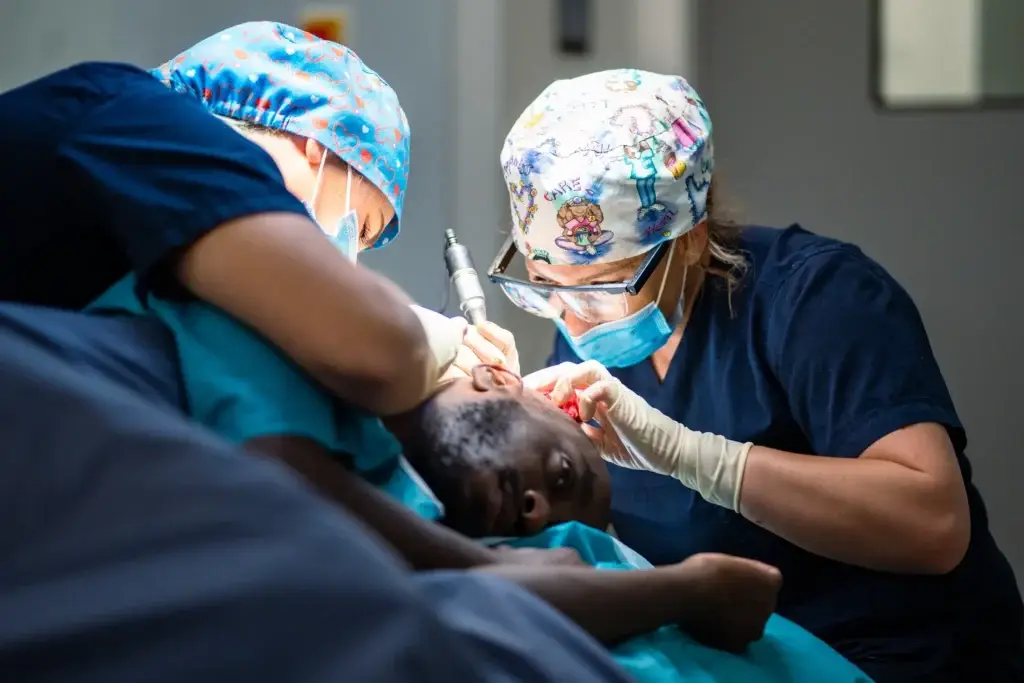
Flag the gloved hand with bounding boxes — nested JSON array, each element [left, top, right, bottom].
[[524, 360, 753, 511], [409, 304, 469, 383], [441, 321, 521, 381]]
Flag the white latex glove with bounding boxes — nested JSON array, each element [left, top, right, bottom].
[[524, 360, 753, 511], [440, 321, 521, 382], [409, 304, 469, 383]]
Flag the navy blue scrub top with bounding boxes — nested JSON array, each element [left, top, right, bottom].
[[0, 62, 307, 309], [550, 225, 1023, 672]]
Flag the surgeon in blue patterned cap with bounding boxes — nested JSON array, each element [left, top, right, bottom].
[[152, 21, 411, 259], [90, 24, 454, 527]]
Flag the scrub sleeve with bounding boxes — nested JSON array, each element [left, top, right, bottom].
[[546, 225, 1023, 682], [0, 62, 307, 309]]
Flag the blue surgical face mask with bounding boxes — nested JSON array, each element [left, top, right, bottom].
[[555, 248, 685, 368], [305, 156, 359, 263]]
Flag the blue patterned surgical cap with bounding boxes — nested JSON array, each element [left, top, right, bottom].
[[153, 21, 410, 248]]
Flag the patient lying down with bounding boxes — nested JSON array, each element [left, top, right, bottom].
[[246, 360, 872, 681], [374, 367, 872, 682], [247, 362, 778, 653], [373, 365, 785, 653]]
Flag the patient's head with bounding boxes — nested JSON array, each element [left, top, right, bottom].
[[385, 365, 611, 538]]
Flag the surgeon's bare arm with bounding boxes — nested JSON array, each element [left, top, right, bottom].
[[478, 553, 781, 652], [176, 213, 434, 416]]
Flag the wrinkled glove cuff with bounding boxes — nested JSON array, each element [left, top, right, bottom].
[[674, 429, 753, 512]]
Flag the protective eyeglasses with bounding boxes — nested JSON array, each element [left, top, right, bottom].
[[486, 235, 670, 323]]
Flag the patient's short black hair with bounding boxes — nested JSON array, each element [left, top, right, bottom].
[[425, 397, 525, 469], [403, 396, 529, 531]]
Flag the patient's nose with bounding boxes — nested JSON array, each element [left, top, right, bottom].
[[521, 490, 552, 534]]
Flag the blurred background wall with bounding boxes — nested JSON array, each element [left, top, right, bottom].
[[1, 0, 1020, 584]]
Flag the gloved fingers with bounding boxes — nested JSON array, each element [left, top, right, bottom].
[[522, 362, 579, 393], [461, 325, 509, 368], [474, 322, 521, 374], [436, 316, 470, 372], [577, 379, 621, 421], [582, 420, 638, 470], [546, 360, 613, 405], [451, 315, 470, 337], [438, 353, 472, 382], [442, 341, 490, 382], [581, 422, 605, 451], [408, 304, 469, 377]]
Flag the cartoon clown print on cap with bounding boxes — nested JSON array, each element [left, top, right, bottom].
[[554, 195, 613, 256]]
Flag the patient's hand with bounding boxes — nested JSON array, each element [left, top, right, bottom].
[[492, 545, 587, 567], [673, 553, 781, 654]]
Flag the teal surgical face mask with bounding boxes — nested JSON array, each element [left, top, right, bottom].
[[305, 155, 359, 262], [555, 247, 684, 368]]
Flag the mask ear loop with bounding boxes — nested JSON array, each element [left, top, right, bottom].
[[659, 241, 690, 333], [344, 164, 353, 215], [654, 241, 677, 305], [308, 151, 330, 222]]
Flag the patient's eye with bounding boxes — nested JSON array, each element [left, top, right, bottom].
[[553, 455, 574, 491]]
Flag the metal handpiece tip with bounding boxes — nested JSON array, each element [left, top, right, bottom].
[[466, 306, 487, 326]]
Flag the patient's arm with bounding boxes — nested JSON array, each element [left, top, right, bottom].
[[477, 553, 781, 652], [245, 435, 500, 570], [250, 436, 778, 652]]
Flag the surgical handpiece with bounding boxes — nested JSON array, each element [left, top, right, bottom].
[[443, 229, 487, 326]]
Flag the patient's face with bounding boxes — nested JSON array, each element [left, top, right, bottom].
[[390, 366, 611, 538]]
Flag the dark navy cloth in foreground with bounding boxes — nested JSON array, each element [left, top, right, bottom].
[[0, 62, 307, 309], [549, 225, 1024, 683], [0, 308, 632, 683], [0, 303, 184, 411]]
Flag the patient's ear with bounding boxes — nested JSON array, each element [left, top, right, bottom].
[[520, 489, 552, 535], [471, 364, 519, 391]]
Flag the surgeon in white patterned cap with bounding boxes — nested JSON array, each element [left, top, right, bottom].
[[483, 69, 1024, 682], [492, 68, 719, 368]]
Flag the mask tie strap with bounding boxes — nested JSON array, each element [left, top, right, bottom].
[[344, 164, 353, 215], [308, 152, 330, 221], [654, 242, 676, 304]]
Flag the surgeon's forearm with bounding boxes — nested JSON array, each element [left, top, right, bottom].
[[177, 213, 435, 415], [739, 431, 970, 575], [476, 564, 688, 646], [247, 436, 498, 570]]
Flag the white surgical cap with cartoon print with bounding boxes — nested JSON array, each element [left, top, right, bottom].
[[500, 69, 713, 266]]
